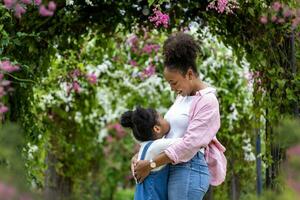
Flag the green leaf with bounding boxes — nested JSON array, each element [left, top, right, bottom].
[[248, 8, 255, 17], [159, 0, 170, 4], [148, 0, 156, 6], [286, 88, 295, 101], [277, 80, 285, 89]]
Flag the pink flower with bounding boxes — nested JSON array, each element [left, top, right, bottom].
[[19, 194, 33, 200], [207, 0, 235, 14], [142, 44, 160, 54], [113, 123, 126, 138], [287, 145, 300, 157], [143, 64, 156, 77], [14, 3, 26, 18], [48, 1, 56, 11], [260, 16, 268, 24], [292, 18, 300, 28], [277, 18, 285, 24], [1, 80, 11, 87], [39, 5, 54, 17], [126, 35, 139, 47], [72, 81, 81, 93], [129, 60, 138, 67], [271, 15, 277, 22], [272, 2, 282, 12], [283, 9, 293, 18], [0, 184, 16, 199], [103, 146, 110, 156], [21, 0, 32, 5], [34, 0, 41, 5], [0, 74, 3, 80], [87, 73, 97, 84], [106, 135, 114, 143], [70, 69, 81, 78], [0, 87, 5, 97], [0, 61, 20, 72], [217, 0, 228, 13], [0, 105, 9, 113], [3, 0, 15, 9], [149, 7, 169, 28]]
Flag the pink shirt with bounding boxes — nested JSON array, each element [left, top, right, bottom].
[[164, 87, 227, 186]]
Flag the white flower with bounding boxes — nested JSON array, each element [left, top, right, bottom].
[[74, 112, 82, 123], [66, 0, 74, 6], [98, 129, 108, 143], [85, 0, 94, 6], [242, 133, 256, 162]]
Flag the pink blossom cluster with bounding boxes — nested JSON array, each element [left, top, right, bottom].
[[107, 123, 127, 139], [67, 69, 98, 94], [207, 0, 239, 14], [0, 60, 20, 115], [260, 1, 300, 29], [149, 7, 169, 28], [244, 70, 263, 91], [142, 64, 156, 77], [0, 181, 32, 200], [126, 34, 139, 53], [125, 34, 158, 80], [103, 123, 127, 156], [3, 0, 56, 18], [129, 59, 138, 67], [142, 44, 160, 54], [285, 145, 300, 196]]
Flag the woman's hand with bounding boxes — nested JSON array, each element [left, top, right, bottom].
[[134, 160, 151, 183]]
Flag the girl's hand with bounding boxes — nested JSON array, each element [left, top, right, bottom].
[[134, 160, 151, 183], [131, 153, 138, 182]]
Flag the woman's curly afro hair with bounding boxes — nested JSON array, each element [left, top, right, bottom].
[[163, 32, 200, 76]]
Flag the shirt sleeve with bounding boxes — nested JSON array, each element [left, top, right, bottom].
[[164, 94, 221, 164], [146, 138, 181, 160]]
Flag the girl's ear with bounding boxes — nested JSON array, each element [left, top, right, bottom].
[[153, 125, 161, 134]]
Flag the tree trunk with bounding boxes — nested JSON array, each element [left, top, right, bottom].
[[44, 151, 73, 200]]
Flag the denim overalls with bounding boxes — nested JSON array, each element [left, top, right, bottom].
[[134, 141, 169, 200]]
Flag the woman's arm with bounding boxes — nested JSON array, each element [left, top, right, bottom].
[[134, 138, 179, 183], [134, 152, 172, 183], [165, 93, 220, 164]]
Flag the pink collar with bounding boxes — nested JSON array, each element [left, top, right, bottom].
[[194, 87, 216, 96]]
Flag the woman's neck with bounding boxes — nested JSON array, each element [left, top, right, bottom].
[[190, 79, 207, 96]]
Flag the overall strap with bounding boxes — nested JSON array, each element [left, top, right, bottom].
[[140, 141, 154, 160]]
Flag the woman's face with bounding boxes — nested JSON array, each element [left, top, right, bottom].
[[163, 67, 193, 96]]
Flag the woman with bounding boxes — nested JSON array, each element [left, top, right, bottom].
[[133, 32, 227, 200]]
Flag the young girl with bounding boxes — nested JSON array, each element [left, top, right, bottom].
[[120, 106, 179, 200]]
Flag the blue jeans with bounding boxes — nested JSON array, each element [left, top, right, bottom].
[[168, 152, 210, 200]]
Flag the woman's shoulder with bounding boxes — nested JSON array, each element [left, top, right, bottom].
[[195, 88, 219, 109]]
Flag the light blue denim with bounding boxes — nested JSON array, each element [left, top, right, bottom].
[[134, 141, 169, 200], [168, 151, 210, 200]]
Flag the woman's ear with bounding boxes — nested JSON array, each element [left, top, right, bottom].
[[187, 68, 194, 80]]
